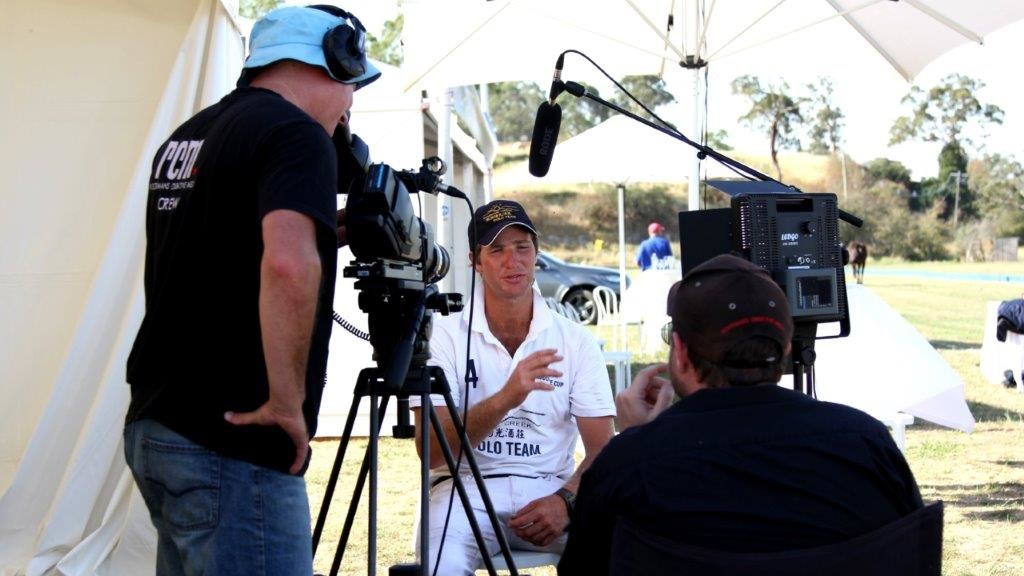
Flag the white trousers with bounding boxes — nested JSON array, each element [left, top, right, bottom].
[[421, 474, 567, 575]]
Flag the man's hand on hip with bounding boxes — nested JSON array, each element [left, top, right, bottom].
[[225, 401, 309, 475]]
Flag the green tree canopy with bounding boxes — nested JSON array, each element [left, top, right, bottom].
[[239, 0, 281, 19], [487, 81, 545, 142], [560, 82, 612, 139], [731, 75, 804, 180], [968, 153, 1024, 239], [609, 75, 676, 115], [705, 129, 732, 151], [367, 15, 403, 66], [889, 73, 1004, 150], [805, 77, 844, 154], [864, 158, 912, 189]]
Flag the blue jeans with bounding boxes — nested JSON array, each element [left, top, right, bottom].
[[124, 419, 312, 576]]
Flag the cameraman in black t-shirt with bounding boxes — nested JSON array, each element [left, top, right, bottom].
[[123, 6, 379, 575]]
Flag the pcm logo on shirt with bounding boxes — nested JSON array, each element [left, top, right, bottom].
[[153, 139, 203, 181], [151, 139, 203, 210]]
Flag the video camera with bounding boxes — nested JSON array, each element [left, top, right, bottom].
[[336, 130, 463, 391]]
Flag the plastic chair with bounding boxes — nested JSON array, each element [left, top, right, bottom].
[[485, 550, 561, 573], [546, 297, 582, 323], [593, 285, 624, 350], [610, 502, 944, 576]]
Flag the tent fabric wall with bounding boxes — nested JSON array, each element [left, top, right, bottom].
[[0, 3, 496, 572], [0, 1, 244, 573]]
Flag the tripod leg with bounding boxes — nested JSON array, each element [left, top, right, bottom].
[[313, 389, 364, 556], [427, 387, 524, 576], [425, 402, 509, 576], [328, 394, 391, 576]]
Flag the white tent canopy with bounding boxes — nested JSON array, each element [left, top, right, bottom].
[[492, 114, 745, 189]]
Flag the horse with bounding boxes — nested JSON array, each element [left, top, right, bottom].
[[847, 242, 868, 284]]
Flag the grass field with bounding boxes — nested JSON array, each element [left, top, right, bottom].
[[308, 261, 1024, 575]]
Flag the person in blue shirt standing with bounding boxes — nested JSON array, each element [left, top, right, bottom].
[[636, 221, 673, 271]]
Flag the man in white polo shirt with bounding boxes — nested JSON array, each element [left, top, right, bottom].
[[410, 199, 616, 575]]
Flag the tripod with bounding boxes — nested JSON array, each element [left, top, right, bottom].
[[311, 364, 522, 576]]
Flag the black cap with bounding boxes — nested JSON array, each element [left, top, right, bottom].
[[668, 254, 793, 366], [468, 200, 539, 247]]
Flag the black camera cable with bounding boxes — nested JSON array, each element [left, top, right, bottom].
[[431, 194, 481, 576]]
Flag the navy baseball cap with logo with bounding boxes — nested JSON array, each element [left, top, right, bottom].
[[668, 253, 794, 367], [240, 5, 381, 89], [468, 200, 539, 247]]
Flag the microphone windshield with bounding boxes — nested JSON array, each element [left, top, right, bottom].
[[528, 101, 561, 177]]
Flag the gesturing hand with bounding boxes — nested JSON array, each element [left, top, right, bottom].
[[501, 348, 563, 408], [225, 401, 309, 475], [615, 363, 674, 431]]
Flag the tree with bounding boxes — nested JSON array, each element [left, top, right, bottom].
[[705, 129, 732, 151], [487, 82, 545, 142], [367, 15, 404, 66], [610, 75, 676, 115], [239, 0, 281, 19], [863, 158, 912, 192], [843, 185, 950, 261], [968, 153, 1024, 239], [560, 82, 611, 139], [805, 77, 844, 154], [889, 73, 1004, 151], [731, 75, 804, 180]]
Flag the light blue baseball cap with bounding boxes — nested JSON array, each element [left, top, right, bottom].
[[241, 6, 381, 89]]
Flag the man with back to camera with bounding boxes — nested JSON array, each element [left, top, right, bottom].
[[409, 199, 617, 575], [122, 5, 380, 575], [558, 253, 924, 575], [636, 221, 673, 271]]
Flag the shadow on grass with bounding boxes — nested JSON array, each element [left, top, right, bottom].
[[966, 399, 1024, 423], [929, 339, 975, 351], [919, 481, 1024, 523]]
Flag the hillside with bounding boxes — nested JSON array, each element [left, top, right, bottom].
[[491, 145, 856, 253]]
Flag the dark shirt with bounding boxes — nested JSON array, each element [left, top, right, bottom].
[[559, 385, 923, 576], [125, 87, 338, 474], [636, 235, 672, 270]]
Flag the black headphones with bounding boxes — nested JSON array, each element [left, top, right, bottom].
[[309, 5, 368, 82]]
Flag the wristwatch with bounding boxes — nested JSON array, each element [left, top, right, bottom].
[[554, 487, 576, 516]]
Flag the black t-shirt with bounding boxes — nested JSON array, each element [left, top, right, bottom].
[[558, 385, 924, 576], [126, 87, 338, 474]]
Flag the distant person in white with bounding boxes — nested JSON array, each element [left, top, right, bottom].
[[410, 199, 616, 575]]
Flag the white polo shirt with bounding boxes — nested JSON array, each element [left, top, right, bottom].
[[410, 282, 615, 481]]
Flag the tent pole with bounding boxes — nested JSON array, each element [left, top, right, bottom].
[[436, 88, 455, 293], [686, 0, 702, 213], [617, 183, 627, 351], [688, 66, 701, 212]]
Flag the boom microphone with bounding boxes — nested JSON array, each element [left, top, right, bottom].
[[529, 54, 567, 177], [528, 101, 561, 177]]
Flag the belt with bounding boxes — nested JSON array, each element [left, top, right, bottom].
[[430, 473, 539, 488]]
